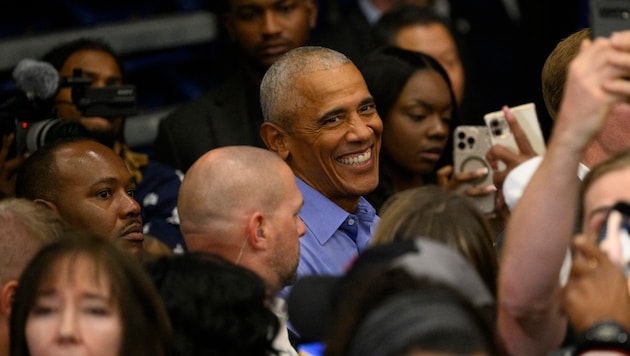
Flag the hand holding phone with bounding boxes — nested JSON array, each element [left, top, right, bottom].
[[453, 125, 495, 214]]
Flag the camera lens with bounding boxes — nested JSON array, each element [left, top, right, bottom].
[[24, 119, 88, 153], [491, 119, 499, 127], [457, 141, 466, 150], [457, 131, 466, 139]]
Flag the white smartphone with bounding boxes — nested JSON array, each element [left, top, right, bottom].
[[483, 102, 546, 156], [453, 125, 495, 214]]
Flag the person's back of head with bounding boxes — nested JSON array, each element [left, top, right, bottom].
[[9, 230, 171, 356], [541, 28, 591, 120], [371, 185, 498, 295], [179, 145, 305, 295], [145, 252, 280, 356], [327, 269, 498, 356], [179, 145, 294, 246]]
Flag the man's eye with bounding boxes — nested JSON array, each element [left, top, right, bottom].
[[236, 9, 260, 21], [98, 190, 112, 199], [325, 116, 340, 124], [127, 189, 136, 198], [359, 104, 376, 114]]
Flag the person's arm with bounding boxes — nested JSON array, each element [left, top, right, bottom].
[[498, 33, 630, 354]]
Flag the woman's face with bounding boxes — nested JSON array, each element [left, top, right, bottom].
[[25, 255, 122, 356], [382, 69, 453, 176]]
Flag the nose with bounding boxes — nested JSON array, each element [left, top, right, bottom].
[[57, 307, 80, 344], [345, 113, 378, 143], [426, 115, 449, 140], [261, 10, 282, 36], [121, 193, 142, 218], [297, 217, 307, 238]]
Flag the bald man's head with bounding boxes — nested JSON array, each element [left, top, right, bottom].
[[179, 146, 306, 293], [179, 146, 294, 244]]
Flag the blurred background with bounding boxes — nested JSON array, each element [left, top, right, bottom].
[[0, 0, 587, 152]]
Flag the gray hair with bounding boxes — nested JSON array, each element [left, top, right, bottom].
[[260, 46, 351, 130], [0, 198, 64, 283]]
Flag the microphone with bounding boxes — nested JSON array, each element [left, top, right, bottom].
[[12, 58, 60, 100]]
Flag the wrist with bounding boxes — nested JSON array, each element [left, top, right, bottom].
[[575, 320, 630, 355]]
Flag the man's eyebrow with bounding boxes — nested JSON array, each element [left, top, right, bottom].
[[317, 98, 376, 121], [318, 108, 345, 121]]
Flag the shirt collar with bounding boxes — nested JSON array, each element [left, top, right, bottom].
[[295, 177, 377, 245], [358, 0, 382, 25]]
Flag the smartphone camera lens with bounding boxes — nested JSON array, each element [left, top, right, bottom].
[[458, 131, 466, 139], [458, 141, 466, 150], [491, 119, 500, 127]]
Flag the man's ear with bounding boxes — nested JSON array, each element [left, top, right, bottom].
[[34, 199, 58, 214], [0, 280, 18, 317], [305, 0, 319, 29], [260, 122, 290, 160], [247, 212, 268, 251]]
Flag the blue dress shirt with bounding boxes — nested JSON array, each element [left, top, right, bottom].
[[294, 176, 379, 277]]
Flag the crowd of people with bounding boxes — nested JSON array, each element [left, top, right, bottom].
[[1, 0, 629, 355]]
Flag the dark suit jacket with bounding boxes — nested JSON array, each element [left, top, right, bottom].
[[151, 70, 265, 172], [311, 4, 376, 63]]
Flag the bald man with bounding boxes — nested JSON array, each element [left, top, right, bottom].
[[0, 198, 64, 356], [15, 137, 163, 261], [178, 145, 306, 355], [179, 145, 306, 296]]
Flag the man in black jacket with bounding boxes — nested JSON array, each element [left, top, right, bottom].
[[151, 0, 318, 172]]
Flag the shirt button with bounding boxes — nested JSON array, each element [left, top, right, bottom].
[[348, 219, 355, 226]]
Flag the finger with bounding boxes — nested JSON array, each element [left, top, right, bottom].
[[453, 167, 490, 183], [570, 238, 605, 276], [465, 184, 496, 197], [485, 144, 521, 168], [436, 165, 452, 189], [0, 133, 15, 163], [503, 106, 536, 157]]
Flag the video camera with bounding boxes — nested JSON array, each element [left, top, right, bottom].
[[0, 60, 138, 158]]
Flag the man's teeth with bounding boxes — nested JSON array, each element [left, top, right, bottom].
[[337, 150, 371, 165]]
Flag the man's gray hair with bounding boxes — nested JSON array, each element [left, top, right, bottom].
[[260, 46, 351, 130]]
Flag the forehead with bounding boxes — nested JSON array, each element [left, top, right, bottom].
[[294, 63, 371, 114], [229, 0, 298, 9], [60, 49, 121, 77], [395, 23, 456, 52], [401, 70, 450, 98], [39, 254, 111, 293], [584, 167, 630, 212], [54, 142, 131, 182]]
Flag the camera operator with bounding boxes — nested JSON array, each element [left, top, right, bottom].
[[1, 38, 185, 253]]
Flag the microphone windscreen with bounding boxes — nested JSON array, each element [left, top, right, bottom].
[[12, 59, 60, 100]]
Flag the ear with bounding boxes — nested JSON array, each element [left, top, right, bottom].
[[0, 280, 18, 317], [305, 0, 319, 29], [246, 211, 268, 251], [34, 199, 59, 214], [260, 122, 291, 160]]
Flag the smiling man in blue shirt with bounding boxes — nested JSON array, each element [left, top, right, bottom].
[[261, 46, 382, 285]]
